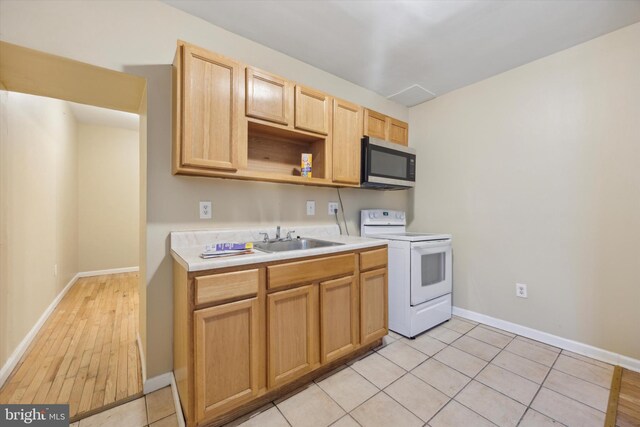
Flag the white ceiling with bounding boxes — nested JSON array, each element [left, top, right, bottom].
[[68, 101, 139, 131], [163, 0, 640, 106]]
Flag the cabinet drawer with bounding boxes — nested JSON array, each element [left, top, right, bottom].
[[360, 248, 387, 272], [195, 269, 259, 306], [268, 254, 355, 290]]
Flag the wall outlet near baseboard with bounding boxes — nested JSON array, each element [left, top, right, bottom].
[[328, 202, 339, 215], [516, 283, 528, 298]]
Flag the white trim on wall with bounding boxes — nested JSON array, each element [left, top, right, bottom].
[[137, 332, 147, 384], [76, 266, 139, 278], [453, 306, 640, 372], [171, 373, 186, 427], [0, 273, 79, 388], [143, 372, 173, 395], [143, 372, 185, 427]]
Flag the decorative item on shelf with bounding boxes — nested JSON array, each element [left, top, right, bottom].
[[301, 153, 312, 178]]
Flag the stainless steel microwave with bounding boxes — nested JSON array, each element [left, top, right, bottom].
[[361, 137, 416, 190]]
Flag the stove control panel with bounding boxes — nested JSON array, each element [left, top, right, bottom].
[[361, 209, 406, 226]]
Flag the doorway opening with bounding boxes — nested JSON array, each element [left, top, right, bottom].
[[0, 41, 148, 422]]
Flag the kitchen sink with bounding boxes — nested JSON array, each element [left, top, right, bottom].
[[254, 238, 343, 253]]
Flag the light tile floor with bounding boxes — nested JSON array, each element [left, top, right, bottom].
[[70, 386, 178, 427], [229, 316, 613, 427], [73, 317, 614, 427]]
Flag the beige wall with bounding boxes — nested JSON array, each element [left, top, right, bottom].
[[0, 91, 79, 367], [409, 23, 640, 359], [78, 124, 139, 272], [0, 0, 410, 377]]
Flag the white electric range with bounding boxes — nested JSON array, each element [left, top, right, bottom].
[[361, 209, 452, 338]]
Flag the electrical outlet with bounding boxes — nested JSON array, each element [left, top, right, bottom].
[[199, 201, 212, 219], [516, 283, 528, 298], [328, 202, 339, 215], [306, 200, 315, 216]]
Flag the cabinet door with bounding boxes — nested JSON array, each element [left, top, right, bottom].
[[388, 118, 409, 146], [246, 67, 290, 125], [294, 85, 330, 135], [267, 285, 317, 388], [182, 44, 240, 171], [194, 298, 260, 422], [360, 268, 388, 346], [320, 276, 358, 363], [332, 99, 362, 184], [363, 109, 387, 140]]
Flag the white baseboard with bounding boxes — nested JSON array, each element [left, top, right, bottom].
[[77, 266, 139, 278], [453, 306, 640, 372], [143, 372, 173, 395], [0, 272, 80, 387], [171, 373, 186, 427], [143, 372, 185, 427], [137, 333, 147, 384]]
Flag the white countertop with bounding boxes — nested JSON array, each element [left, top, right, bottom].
[[170, 225, 388, 272]]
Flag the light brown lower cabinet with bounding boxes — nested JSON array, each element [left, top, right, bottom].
[[267, 284, 318, 388], [174, 246, 387, 427], [360, 268, 388, 345], [194, 298, 260, 421], [320, 275, 358, 363]]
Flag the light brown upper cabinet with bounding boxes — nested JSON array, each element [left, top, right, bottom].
[[245, 67, 291, 125], [176, 42, 242, 171], [173, 41, 410, 188], [363, 108, 409, 146], [363, 109, 387, 140], [332, 98, 363, 185], [388, 118, 409, 146], [294, 85, 330, 135]]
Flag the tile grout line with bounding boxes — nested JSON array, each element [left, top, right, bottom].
[[520, 348, 567, 426], [560, 349, 616, 370], [420, 321, 599, 426], [541, 370, 612, 411], [426, 326, 516, 426], [273, 403, 293, 427], [400, 323, 517, 426]]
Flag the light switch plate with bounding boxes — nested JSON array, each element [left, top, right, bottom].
[[306, 200, 315, 216]]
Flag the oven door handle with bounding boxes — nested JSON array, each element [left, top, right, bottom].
[[411, 240, 451, 251]]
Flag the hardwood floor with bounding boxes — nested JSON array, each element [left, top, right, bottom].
[[0, 273, 142, 421], [606, 366, 640, 427], [617, 368, 640, 427]]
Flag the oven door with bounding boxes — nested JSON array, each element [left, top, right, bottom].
[[410, 240, 452, 306]]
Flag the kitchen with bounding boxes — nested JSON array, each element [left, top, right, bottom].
[[0, 1, 639, 427]]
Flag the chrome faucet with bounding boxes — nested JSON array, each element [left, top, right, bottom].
[[259, 226, 295, 243]]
